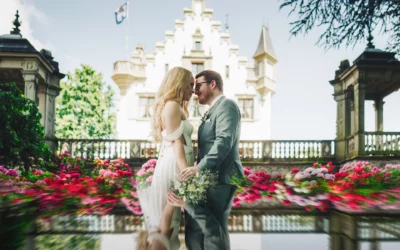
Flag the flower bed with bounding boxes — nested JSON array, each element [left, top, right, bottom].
[[0, 152, 140, 217], [232, 161, 400, 212], [1, 156, 400, 216]]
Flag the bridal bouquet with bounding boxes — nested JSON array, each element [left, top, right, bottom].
[[172, 169, 218, 205]]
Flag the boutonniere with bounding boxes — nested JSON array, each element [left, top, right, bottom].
[[201, 110, 210, 123]]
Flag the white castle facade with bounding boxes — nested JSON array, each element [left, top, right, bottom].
[[112, 0, 277, 141]]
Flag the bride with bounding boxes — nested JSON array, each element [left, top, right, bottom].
[[137, 67, 195, 250]]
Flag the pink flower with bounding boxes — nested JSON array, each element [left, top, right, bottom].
[[131, 191, 139, 198], [6, 169, 18, 177], [146, 176, 153, 183], [82, 197, 101, 205], [0, 166, 7, 173], [35, 180, 46, 185]]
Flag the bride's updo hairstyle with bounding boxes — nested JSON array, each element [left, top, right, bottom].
[[152, 67, 192, 142]]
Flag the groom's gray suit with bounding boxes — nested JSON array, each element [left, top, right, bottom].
[[185, 96, 244, 250]]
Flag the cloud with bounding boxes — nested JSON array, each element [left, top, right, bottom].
[[0, 0, 54, 52]]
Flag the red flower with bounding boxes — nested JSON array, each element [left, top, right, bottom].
[[291, 168, 300, 174], [282, 200, 292, 206], [96, 176, 105, 184], [286, 188, 294, 195]]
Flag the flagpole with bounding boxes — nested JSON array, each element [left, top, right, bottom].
[[125, 0, 130, 61]]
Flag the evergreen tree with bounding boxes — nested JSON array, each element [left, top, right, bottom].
[[280, 0, 400, 53], [56, 65, 116, 139], [0, 82, 50, 170]]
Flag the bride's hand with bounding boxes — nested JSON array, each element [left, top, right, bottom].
[[181, 165, 199, 182], [167, 191, 186, 207]]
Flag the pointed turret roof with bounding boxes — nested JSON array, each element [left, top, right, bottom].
[[253, 26, 276, 60]]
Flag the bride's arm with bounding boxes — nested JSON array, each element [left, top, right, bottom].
[[163, 101, 188, 171]]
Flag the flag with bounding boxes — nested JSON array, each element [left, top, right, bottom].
[[115, 2, 128, 24]]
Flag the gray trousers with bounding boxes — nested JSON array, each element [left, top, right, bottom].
[[184, 184, 237, 250]]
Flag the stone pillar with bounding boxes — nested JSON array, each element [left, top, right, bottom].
[[353, 82, 366, 156], [330, 211, 358, 250], [370, 223, 380, 250], [373, 99, 384, 132], [334, 91, 347, 161], [44, 84, 59, 154], [22, 72, 38, 105], [24, 220, 37, 250], [37, 83, 47, 127]]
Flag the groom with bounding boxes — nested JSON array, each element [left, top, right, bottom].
[[169, 70, 244, 250]]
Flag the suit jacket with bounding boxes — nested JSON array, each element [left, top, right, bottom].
[[197, 95, 244, 183], [184, 96, 244, 250]]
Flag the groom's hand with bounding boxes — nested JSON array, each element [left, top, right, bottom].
[[167, 191, 186, 208], [181, 165, 199, 182]]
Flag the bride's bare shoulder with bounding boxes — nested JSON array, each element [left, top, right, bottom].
[[162, 101, 181, 116]]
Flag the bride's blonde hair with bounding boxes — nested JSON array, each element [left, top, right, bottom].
[[152, 67, 192, 142], [136, 230, 150, 250]]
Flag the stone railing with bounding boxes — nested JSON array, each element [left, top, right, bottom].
[[33, 209, 400, 238], [113, 61, 134, 75], [365, 132, 400, 156], [112, 60, 146, 78], [57, 139, 335, 165], [34, 211, 328, 234]]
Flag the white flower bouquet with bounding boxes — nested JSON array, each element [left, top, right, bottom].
[[172, 169, 218, 205]]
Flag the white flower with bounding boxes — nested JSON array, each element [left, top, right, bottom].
[[188, 184, 196, 192], [301, 188, 310, 194], [174, 181, 181, 190], [285, 181, 296, 187], [276, 195, 286, 200]]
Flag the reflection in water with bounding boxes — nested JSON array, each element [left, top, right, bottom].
[[96, 212, 400, 250]]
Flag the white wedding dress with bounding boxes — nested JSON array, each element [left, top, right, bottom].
[[138, 120, 194, 250]]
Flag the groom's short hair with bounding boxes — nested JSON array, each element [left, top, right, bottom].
[[196, 70, 223, 92]]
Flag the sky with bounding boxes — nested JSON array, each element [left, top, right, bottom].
[[1, 0, 399, 140]]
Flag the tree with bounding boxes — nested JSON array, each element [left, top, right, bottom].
[[0, 82, 50, 171], [280, 0, 400, 53], [56, 65, 116, 139]]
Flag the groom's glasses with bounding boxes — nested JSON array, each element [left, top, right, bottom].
[[195, 81, 211, 91]]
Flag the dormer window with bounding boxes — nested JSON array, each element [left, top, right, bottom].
[[165, 64, 169, 74], [194, 40, 202, 50]]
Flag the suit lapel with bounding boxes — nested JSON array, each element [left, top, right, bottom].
[[198, 96, 226, 135]]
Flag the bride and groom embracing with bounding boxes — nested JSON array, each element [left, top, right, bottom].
[[137, 67, 244, 250]]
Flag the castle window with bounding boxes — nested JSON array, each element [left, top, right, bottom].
[[194, 40, 202, 50], [189, 96, 205, 118], [138, 96, 155, 118], [165, 64, 169, 74], [258, 61, 263, 76], [225, 65, 230, 78], [238, 98, 254, 119], [191, 62, 204, 76]]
